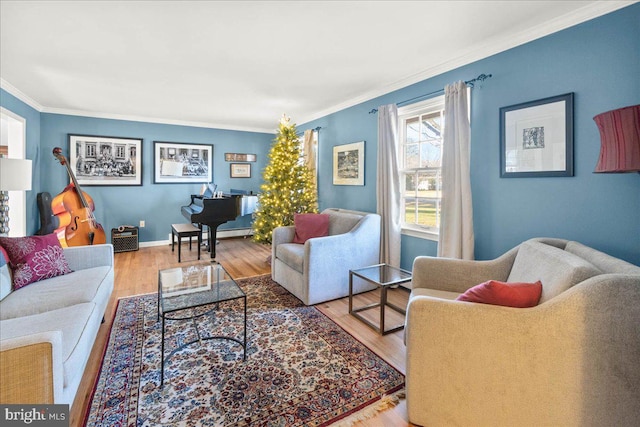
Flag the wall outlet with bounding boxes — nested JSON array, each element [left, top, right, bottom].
[[139, 220, 145, 228]]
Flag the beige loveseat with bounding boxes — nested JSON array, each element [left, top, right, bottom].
[[0, 244, 114, 408], [271, 208, 380, 305], [405, 238, 640, 427]]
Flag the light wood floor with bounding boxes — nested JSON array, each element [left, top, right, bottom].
[[70, 238, 414, 427]]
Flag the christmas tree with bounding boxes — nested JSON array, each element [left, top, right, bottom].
[[252, 115, 318, 244]]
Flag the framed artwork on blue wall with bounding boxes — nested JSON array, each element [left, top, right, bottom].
[[500, 92, 574, 177], [68, 134, 143, 186], [333, 141, 365, 185], [230, 163, 251, 178], [153, 141, 213, 184]]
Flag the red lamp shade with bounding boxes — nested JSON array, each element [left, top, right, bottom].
[[593, 104, 640, 173]]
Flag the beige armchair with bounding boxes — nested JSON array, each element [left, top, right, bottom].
[[405, 238, 640, 427]]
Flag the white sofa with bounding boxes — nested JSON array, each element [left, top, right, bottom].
[[271, 208, 381, 305], [405, 238, 640, 427], [0, 244, 114, 407]]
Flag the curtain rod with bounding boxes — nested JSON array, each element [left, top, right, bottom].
[[368, 73, 492, 114], [296, 126, 322, 137]]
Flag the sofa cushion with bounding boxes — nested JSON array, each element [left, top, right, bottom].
[[0, 266, 112, 320], [411, 288, 461, 300], [456, 280, 542, 308], [293, 213, 330, 244], [508, 241, 602, 304], [275, 243, 305, 274], [0, 234, 72, 290], [0, 302, 96, 388]]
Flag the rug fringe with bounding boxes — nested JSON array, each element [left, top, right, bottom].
[[330, 389, 405, 426]]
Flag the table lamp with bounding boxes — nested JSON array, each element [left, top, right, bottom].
[[0, 157, 33, 235]]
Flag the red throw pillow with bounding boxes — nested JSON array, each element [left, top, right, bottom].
[[0, 234, 72, 290], [292, 213, 330, 244], [456, 280, 542, 308]]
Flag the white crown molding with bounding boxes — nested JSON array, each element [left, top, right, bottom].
[[1, 77, 274, 134], [297, 1, 635, 126], [39, 106, 274, 134], [0, 78, 43, 112]]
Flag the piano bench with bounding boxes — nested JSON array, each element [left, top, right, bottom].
[[171, 223, 202, 262]]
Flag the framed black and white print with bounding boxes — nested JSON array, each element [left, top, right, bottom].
[[153, 141, 213, 184], [500, 93, 574, 177], [68, 134, 143, 186], [333, 141, 365, 185]]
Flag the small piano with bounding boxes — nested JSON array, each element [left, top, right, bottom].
[[181, 191, 257, 258]]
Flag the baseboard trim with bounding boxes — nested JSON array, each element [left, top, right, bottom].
[[137, 228, 254, 248]]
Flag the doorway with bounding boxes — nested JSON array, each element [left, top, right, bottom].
[[0, 107, 27, 236]]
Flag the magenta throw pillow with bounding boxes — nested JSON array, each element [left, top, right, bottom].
[[0, 246, 12, 300], [456, 280, 542, 308], [0, 234, 72, 290], [292, 213, 330, 244]]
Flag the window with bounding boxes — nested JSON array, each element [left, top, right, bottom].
[[398, 96, 445, 239]]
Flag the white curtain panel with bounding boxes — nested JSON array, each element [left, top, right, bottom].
[[438, 81, 475, 260], [302, 129, 318, 208], [303, 129, 318, 190], [377, 104, 401, 267]]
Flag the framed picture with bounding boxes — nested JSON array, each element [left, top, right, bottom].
[[333, 141, 365, 185], [500, 93, 574, 177], [153, 141, 213, 184], [68, 134, 142, 186], [225, 153, 257, 162], [230, 163, 251, 178]]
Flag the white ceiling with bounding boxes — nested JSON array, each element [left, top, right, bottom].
[[0, 1, 633, 133]]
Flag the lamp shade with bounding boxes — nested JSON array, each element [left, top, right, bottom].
[[0, 158, 33, 191], [593, 104, 640, 173]]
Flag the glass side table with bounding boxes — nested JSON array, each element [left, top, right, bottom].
[[157, 262, 246, 386], [349, 263, 412, 335]]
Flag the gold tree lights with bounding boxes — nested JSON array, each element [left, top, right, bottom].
[[252, 115, 318, 244]]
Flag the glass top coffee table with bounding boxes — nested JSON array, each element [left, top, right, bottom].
[[157, 262, 246, 386], [349, 263, 412, 335]]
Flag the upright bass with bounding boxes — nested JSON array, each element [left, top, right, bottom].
[[52, 147, 106, 247]]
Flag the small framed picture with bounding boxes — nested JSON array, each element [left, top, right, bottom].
[[500, 93, 574, 177], [230, 163, 251, 178], [225, 153, 257, 162], [68, 134, 143, 186], [333, 141, 365, 185], [153, 141, 213, 184]]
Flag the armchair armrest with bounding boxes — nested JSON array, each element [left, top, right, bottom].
[[271, 226, 295, 262], [0, 331, 63, 404], [63, 243, 114, 271], [272, 226, 295, 247], [412, 246, 518, 293]]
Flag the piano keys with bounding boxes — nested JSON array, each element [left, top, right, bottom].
[[181, 192, 257, 258]]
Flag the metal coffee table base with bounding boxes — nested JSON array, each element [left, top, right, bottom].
[[160, 296, 247, 387]]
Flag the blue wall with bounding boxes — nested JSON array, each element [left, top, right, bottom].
[[0, 88, 274, 242], [37, 114, 273, 242], [300, 4, 640, 267], [2, 4, 638, 266]]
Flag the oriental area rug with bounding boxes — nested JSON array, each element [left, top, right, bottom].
[[85, 275, 404, 426]]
